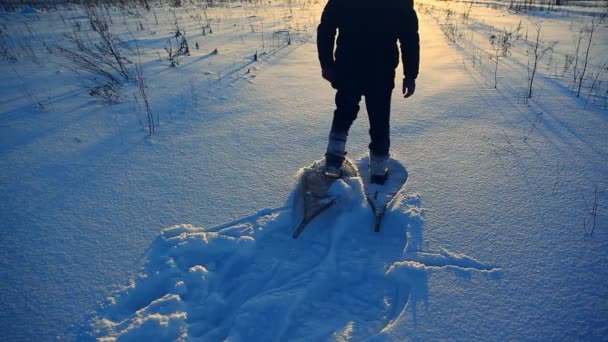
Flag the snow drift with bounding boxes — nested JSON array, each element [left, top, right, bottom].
[[84, 161, 499, 341]]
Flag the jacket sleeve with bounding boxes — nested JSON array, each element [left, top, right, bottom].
[[399, 0, 420, 79], [317, 0, 339, 70]]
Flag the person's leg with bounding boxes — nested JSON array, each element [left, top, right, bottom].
[[325, 88, 362, 173], [365, 88, 392, 157], [329, 88, 362, 140], [365, 88, 392, 183]]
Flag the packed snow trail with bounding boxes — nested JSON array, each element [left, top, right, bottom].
[[85, 159, 498, 340]]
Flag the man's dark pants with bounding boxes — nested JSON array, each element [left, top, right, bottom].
[[330, 86, 393, 157]]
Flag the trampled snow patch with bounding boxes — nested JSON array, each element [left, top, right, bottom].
[[85, 168, 499, 341]]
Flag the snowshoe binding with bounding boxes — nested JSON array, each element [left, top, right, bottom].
[[369, 153, 389, 185], [324, 152, 346, 178]]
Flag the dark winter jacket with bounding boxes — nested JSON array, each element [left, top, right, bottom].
[[317, 0, 420, 91]]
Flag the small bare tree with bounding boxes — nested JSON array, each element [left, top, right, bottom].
[[492, 48, 501, 89], [526, 22, 557, 99], [576, 17, 601, 97], [571, 26, 584, 89], [461, 2, 473, 24]]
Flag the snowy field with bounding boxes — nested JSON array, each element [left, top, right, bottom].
[[1, 0, 607, 340]]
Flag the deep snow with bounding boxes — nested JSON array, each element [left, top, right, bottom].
[[0, 1, 607, 340]]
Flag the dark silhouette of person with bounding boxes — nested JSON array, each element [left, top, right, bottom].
[[317, 0, 420, 184]]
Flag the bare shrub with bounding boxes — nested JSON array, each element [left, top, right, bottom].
[[584, 61, 608, 108], [0, 28, 17, 63], [164, 29, 190, 67], [56, 5, 133, 100], [272, 29, 291, 47], [581, 185, 602, 236], [133, 39, 155, 135], [175, 28, 190, 55], [490, 29, 514, 58]]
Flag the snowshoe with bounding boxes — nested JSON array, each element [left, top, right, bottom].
[[357, 155, 408, 232], [292, 157, 358, 239]]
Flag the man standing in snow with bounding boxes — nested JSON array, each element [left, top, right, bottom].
[[318, 0, 420, 184]]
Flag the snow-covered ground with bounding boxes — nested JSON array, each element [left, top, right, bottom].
[[1, 1, 606, 340]]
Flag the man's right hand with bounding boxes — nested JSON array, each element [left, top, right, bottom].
[[403, 77, 416, 98], [322, 67, 337, 88]]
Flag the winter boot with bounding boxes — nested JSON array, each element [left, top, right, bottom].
[[369, 153, 389, 185], [324, 132, 347, 178]]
